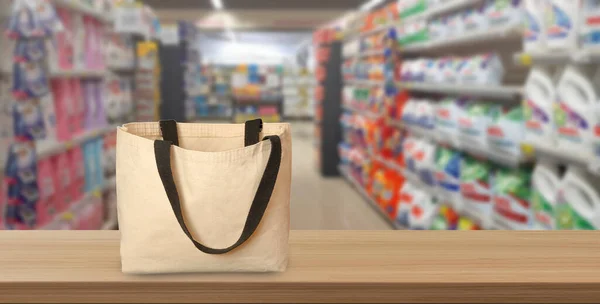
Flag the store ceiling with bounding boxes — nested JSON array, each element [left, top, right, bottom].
[[143, 0, 366, 10]]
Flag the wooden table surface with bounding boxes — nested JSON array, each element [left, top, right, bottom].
[[1, 230, 599, 303]]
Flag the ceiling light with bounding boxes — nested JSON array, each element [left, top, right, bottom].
[[211, 0, 223, 10], [359, 0, 383, 11]]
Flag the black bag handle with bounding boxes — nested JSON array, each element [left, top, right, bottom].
[[160, 119, 263, 147], [153, 135, 282, 255]]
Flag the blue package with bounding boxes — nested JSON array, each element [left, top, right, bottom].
[[4, 142, 37, 188], [14, 39, 46, 63], [12, 61, 49, 100], [13, 100, 46, 141], [5, 0, 45, 39]]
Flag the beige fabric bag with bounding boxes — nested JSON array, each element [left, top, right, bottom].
[[116, 120, 291, 274]]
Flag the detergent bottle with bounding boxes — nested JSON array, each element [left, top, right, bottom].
[[546, 0, 581, 50], [523, 67, 558, 147], [581, 0, 600, 50], [555, 166, 600, 230], [524, 0, 549, 52], [555, 64, 600, 158], [531, 161, 562, 230]]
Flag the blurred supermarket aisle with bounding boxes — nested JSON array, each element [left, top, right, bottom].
[[289, 122, 391, 230]]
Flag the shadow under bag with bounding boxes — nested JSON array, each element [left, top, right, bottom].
[[116, 119, 291, 273]]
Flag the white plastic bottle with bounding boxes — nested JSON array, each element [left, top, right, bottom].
[[546, 0, 581, 50], [555, 166, 600, 230], [580, 0, 600, 51], [531, 161, 562, 230], [523, 67, 558, 148], [555, 64, 600, 158], [524, 0, 549, 52]]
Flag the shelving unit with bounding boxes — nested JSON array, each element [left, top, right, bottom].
[[0, 0, 161, 231], [332, 0, 600, 231]]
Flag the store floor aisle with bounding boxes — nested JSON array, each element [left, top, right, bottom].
[[289, 122, 392, 230]]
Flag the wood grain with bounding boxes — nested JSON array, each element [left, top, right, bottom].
[[0, 230, 599, 303]]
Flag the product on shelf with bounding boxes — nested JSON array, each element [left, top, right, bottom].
[[581, 0, 600, 50], [523, 67, 557, 148], [435, 147, 463, 211], [135, 41, 161, 122], [523, 0, 548, 52], [531, 161, 561, 230], [105, 33, 135, 69], [396, 181, 438, 229], [555, 64, 600, 159], [491, 166, 533, 230], [457, 102, 494, 148], [546, 0, 580, 51], [460, 155, 493, 229], [369, 160, 404, 219], [401, 53, 506, 86], [487, 105, 524, 157], [485, 0, 524, 27], [430, 205, 461, 230], [555, 166, 600, 230]]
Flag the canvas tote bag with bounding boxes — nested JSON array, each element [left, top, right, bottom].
[[116, 119, 291, 273]]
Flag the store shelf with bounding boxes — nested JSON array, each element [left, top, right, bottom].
[[397, 82, 522, 100], [513, 52, 572, 66], [401, 23, 521, 53], [514, 50, 600, 66], [528, 142, 596, 173], [339, 165, 404, 230], [53, 0, 114, 24], [50, 69, 106, 78], [37, 125, 118, 160], [389, 120, 530, 167]]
